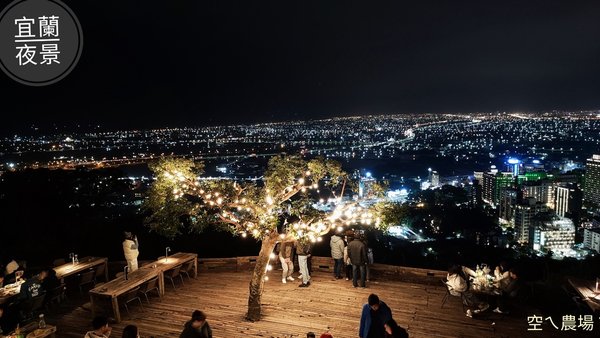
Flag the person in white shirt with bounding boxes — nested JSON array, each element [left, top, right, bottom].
[[122, 232, 139, 272], [446, 264, 489, 317]]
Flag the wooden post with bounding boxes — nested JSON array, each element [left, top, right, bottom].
[[111, 296, 121, 323]]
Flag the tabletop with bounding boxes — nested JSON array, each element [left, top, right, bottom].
[[54, 256, 107, 279], [152, 252, 198, 271], [89, 266, 159, 298], [568, 277, 600, 312]]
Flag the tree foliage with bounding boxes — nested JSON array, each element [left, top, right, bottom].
[[143, 155, 392, 241]]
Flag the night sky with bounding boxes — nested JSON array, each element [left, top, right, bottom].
[[2, 0, 600, 134]]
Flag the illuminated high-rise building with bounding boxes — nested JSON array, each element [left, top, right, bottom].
[[507, 158, 521, 176], [530, 218, 575, 255], [431, 171, 440, 188], [482, 171, 514, 207], [499, 188, 520, 227], [585, 155, 600, 206], [515, 197, 547, 243]]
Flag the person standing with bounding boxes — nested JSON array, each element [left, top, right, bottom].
[[330, 233, 345, 279], [296, 240, 312, 287], [359, 294, 392, 338], [122, 232, 139, 272], [348, 236, 367, 288], [180, 310, 212, 338], [279, 240, 295, 284]]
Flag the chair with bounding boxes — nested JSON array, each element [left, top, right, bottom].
[[138, 277, 161, 304], [119, 287, 143, 315], [441, 279, 468, 312], [78, 270, 96, 295], [180, 260, 195, 279], [19, 294, 46, 320], [164, 265, 184, 290], [53, 258, 66, 267], [94, 263, 107, 283], [45, 284, 66, 308]]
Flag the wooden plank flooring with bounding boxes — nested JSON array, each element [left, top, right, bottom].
[[45, 269, 588, 338]]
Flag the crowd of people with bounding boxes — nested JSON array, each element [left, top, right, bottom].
[[445, 261, 523, 318], [84, 310, 212, 338], [0, 258, 62, 334], [82, 294, 408, 338], [275, 232, 374, 289]]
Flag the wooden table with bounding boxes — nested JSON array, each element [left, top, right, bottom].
[[88, 252, 197, 322], [54, 256, 108, 281], [568, 277, 600, 312], [152, 252, 198, 294], [9, 322, 56, 338], [0, 280, 24, 305], [89, 266, 161, 323]]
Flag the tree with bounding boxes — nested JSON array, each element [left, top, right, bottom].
[[143, 155, 392, 321]]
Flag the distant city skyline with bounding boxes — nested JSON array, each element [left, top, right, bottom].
[[2, 1, 600, 134]]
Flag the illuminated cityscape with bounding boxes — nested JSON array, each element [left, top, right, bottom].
[[2, 111, 600, 262], [2, 1, 600, 336]]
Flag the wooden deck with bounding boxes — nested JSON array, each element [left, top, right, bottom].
[[43, 262, 583, 338]]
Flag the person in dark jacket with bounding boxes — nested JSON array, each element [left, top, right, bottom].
[[18, 270, 46, 300], [279, 240, 295, 284], [493, 267, 522, 314], [359, 294, 392, 338], [296, 241, 312, 287], [41, 268, 60, 292], [180, 310, 212, 338], [348, 237, 368, 287]]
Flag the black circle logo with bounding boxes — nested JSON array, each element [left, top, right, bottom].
[[0, 0, 83, 86]]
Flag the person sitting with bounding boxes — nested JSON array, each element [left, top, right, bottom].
[[446, 265, 489, 317], [493, 267, 522, 314], [384, 318, 409, 338], [180, 310, 212, 338], [19, 270, 47, 300], [84, 316, 112, 338], [4, 259, 19, 276], [121, 325, 140, 338], [493, 261, 511, 289], [41, 268, 61, 292]]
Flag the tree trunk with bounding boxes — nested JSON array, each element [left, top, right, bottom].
[[246, 232, 279, 321]]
